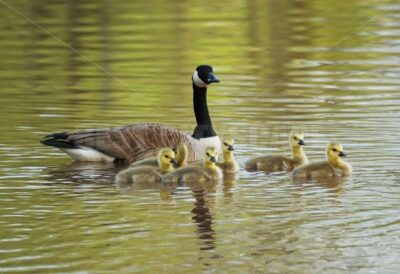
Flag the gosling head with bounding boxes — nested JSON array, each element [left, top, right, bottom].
[[158, 148, 177, 166], [290, 130, 305, 148], [222, 138, 235, 153], [192, 65, 220, 88], [326, 143, 347, 161], [172, 143, 188, 165], [205, 147, 218, 164]]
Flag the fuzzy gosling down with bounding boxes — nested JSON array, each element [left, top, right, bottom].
[[292, 142, 352, 178], [217, 138, 239, 173], [129, 143, 188, 169], [115, 148, 177, 186], [245, 130, 308, 173], [162, 147, 222, 184]]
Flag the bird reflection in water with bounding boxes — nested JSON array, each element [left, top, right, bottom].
[[222, 173, 237, 199], [46, 161, 127, 185], [191, 187, 215, 251], [49, 162, 238, 253], [292, 176, 350, 195]]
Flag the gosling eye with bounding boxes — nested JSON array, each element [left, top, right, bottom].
[[332, 148, 337, 152], [293, 137, 298, 140], [206, 153, 210, 157], [165, 155, 169, 158], [224, 142, 228, 146]]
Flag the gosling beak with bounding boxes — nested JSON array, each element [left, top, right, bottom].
[[228, 145, 234, 151], [338, 151, 347, 157], [170, 158, 178, 164], [207, 72, 220, 84], [210, 156, 217, 163], [298, 140, 305, 146]]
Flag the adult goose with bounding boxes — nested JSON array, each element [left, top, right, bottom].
[[41, 65, 221, 163]]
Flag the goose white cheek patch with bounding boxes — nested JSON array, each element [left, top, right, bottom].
[[193, 71, 208, 88]]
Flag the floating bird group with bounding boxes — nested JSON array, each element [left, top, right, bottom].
[[41, 65, 352, 187]]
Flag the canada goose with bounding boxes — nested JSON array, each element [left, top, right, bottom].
[[129, 143, 188, 169], [245, 130, 308, 173], [292, 142, 352, 178], [115, 148, 177, 186], [41, 65, 221, 163], [217, 138, 239, 173], [162, 147, 222, 184]]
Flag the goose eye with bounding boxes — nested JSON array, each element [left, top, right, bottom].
[[165, 155, 169, 158], [206, 153, 210, 157], [224, 143, 228, 146], [293, 137, 298, 140], [332, 148, 337, 152]]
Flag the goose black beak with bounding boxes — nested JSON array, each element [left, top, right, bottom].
[[170, 158, 178, 164], [210, 156, 217, 163], [228, 145, 234, 151], [298, 140, 305, 146], [339, 151, 347, 157], [207, 72, 220, 84]]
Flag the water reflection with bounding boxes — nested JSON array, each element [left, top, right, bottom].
[[191, 188, 215, 251], [113, 168, 221, 252], [222, 173, 237, 197], [292, 176, 348, 196], [47, 162, 125, 185], [1, 0, 400, 272]]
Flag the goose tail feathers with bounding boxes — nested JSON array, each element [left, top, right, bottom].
[[40, 132, 77, 149]]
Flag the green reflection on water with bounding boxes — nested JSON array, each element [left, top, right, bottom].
[[0, 0, 400, 273]]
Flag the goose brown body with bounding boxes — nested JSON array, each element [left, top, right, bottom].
[[245, 130, 308, 173], [292, 143, 352, 178]]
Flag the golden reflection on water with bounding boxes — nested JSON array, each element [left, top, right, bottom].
[[0, 0, 400, 272]]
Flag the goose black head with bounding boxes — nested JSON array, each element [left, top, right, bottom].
[[193, 65, 220, 88]]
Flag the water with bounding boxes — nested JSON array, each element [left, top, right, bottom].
[[0, 0, 400, 273]]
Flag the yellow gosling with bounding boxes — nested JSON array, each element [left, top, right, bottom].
[[292, 142, 352, 178], [204, 147, 223, 180], [116, 148, 177, 186], [129, 143, 188, 169], [245, 130, 308, 173], [217, 138, 239, 173], [173, 143, 188, 168], [162, 147, 222, 184]]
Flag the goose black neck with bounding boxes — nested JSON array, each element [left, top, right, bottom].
[[192, 83, 217, 139]]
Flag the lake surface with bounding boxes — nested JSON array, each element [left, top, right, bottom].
[[1, 0, 400, 273]]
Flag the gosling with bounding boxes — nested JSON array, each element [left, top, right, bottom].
[[217, 138, 239, 173], [162, 147, 222, 184], [129, 143, 187, 169], [116, 148, 177, 186], [245, 130, 308, 173], [292, 142, 352, 178]]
